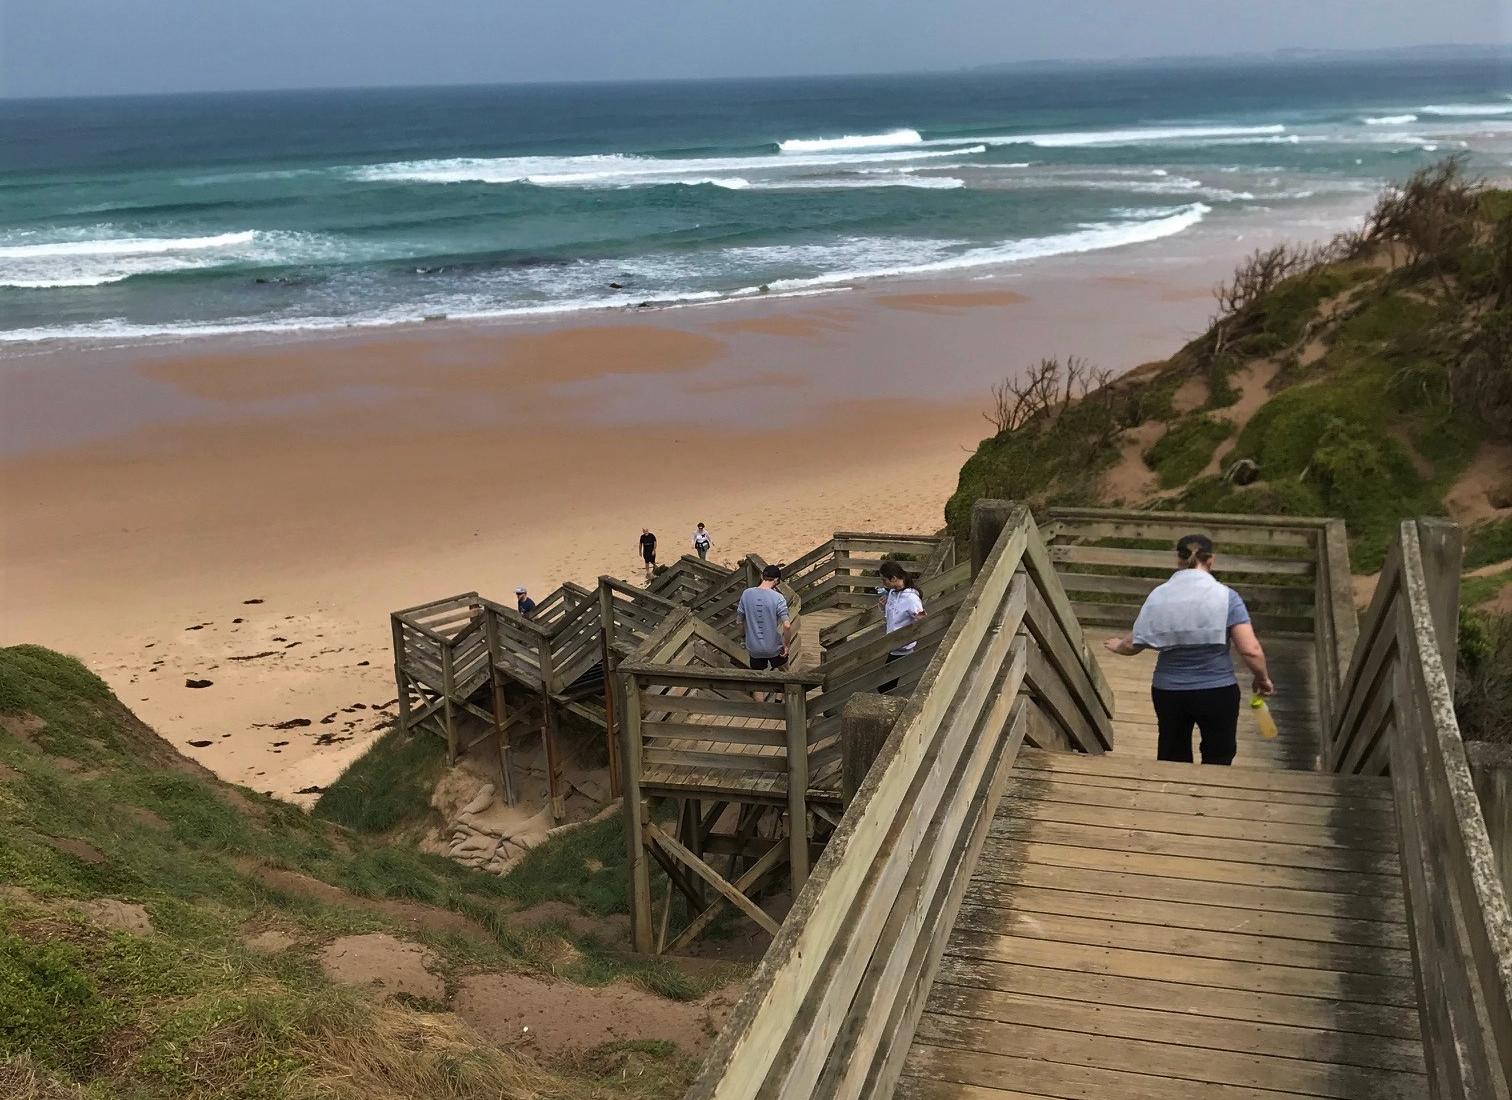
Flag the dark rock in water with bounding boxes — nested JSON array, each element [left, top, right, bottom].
[[271, 717, 311, 730], [759, 284, 770, 293], [609, 282, 623, 289], [188, 739, 214, 748], [638, 301, 652, 308], [423, 313, 447, 322], [1224, 457, 1260, 486], [185, 678, 214, 689]]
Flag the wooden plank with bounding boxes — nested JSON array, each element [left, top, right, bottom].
[[640, 721, 788, 748], [1046, 510, 1320, 547], [943, 927, 1418, 1006], [1013, 748, 1393, 797], [902, 1042, 1309, 1100], [976, 841, 1398, 898], [964, 878, 1408, 948], [643, 695, 785, 720], [951, 899, 1415, 977], [1000, 794, 1401, 852], [641, 747, 791, 774], [1054, 569, 1314, 606], [1048, 543, 1313, 576], [1004, 771, 1396, 830], [988, 817, 1401, 876], [1003, 764, 1365, 808], [926, 982, 1424, 1073], [911, 1010, 1424, 1100], [932, 953, 1424, 1039]]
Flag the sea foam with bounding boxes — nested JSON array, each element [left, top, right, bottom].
[[354, 145, 985, 188], [0, 231, 263, 288], [777, 129, 923, 154], [1363, 114, 1419, 125]]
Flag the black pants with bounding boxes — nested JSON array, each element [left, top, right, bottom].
[[1151, 684, 1240, 765], [878, 651, 905, 695]]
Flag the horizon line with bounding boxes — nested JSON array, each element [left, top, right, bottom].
[[3, 40, 1509, 103]]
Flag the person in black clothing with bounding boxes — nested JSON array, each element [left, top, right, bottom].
[[515, 586, 537, 617], [638, 528, 658, 579]]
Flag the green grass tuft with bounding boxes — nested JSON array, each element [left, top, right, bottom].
[[1143, 416, 1233, 488], [312, 725, 446, 835], [1466, 518, 1512, 572]]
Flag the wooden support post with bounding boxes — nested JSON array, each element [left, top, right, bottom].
[[1467, 743, 1512, 902], [970, 499, 1019, 579], [840, 693, 907, 806], [784, 681, 811, 890], [598, 580, 623, 799], [535, 628, 565, 821], [482, 612, 515, 805], [542, 697, 565, 822], [390, 616, 413, 736], [745, 556, 762, 591], [440, 643, 458, 765], [621, 674, 652, 953], [1414, 518, 1463, 693]]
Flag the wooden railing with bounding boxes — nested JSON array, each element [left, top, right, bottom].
[[1044, 506, 1357, 735], [1324, 518, 1512, 1097], [685, 501, 1112, 1100]]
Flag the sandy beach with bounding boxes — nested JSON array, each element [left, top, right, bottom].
[[0, 222, 1343, 803]]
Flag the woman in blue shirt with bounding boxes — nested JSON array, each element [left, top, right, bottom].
[[1102, 534, 1275, 765]]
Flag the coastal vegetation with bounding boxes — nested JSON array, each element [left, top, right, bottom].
[[0, 645, 725, 1099], [949, 157, 1512, 739]]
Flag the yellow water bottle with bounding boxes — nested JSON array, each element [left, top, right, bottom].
[[1251, 695, 1278, 740]]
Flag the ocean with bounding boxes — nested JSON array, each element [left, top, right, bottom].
[[2, 55, 1510, 349]]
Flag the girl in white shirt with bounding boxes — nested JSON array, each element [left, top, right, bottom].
[[877, 561, 925, 692]]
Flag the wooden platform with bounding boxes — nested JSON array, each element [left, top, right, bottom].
[[1084, 626, 1323, 772], [899, 743, 1423, 1099], [636, 607, 855, 805]]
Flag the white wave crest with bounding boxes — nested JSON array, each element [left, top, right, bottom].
[[0, 229, 315, 289], [354, 145, 985, 188], [777, 128, 922, 154], [1419, 103, 1512, 116], [0, 231, 255, 261], [1363, 114, 1419, 125], [764, 203, 1211, 290]]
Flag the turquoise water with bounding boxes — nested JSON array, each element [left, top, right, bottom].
[[2, 56, 1509, 347]]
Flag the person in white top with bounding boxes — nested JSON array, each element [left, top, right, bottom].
[[877, 560, 925, 692], [692, 523, 713, 560]]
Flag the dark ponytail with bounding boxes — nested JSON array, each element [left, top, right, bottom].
[[879, 560, 920, 591], [1175, 533, 1215, 569]]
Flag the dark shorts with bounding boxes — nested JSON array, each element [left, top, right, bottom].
[[749, 654, 788, 671], [642, 551, 656, 565], [1151, 683, 1241, 765]]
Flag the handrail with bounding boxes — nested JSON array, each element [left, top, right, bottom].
[[684, 501, 1111, 1100], [1327, 518, 1512, 1097]]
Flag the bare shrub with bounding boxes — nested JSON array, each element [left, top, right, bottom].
[[1364, 155, 1481, 286], [1212, 244, 1323, 321], [984, 356, 1112, 435]]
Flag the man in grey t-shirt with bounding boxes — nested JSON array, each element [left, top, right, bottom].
[[736, 564, 793, 671]]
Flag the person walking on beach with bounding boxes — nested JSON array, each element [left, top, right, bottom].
[[638, 528, 658, 579], [877, 561, 925, 693], [1101, 534, 1274, 765], [692, 523, 713, 561], [515, 586, 536, 617], [736, 564, 794, 701]]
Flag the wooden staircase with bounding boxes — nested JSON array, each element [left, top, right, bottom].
[[901, 749, 1422, 1099]]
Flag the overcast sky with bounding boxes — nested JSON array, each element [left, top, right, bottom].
[[2, 0, 1509, 98]]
